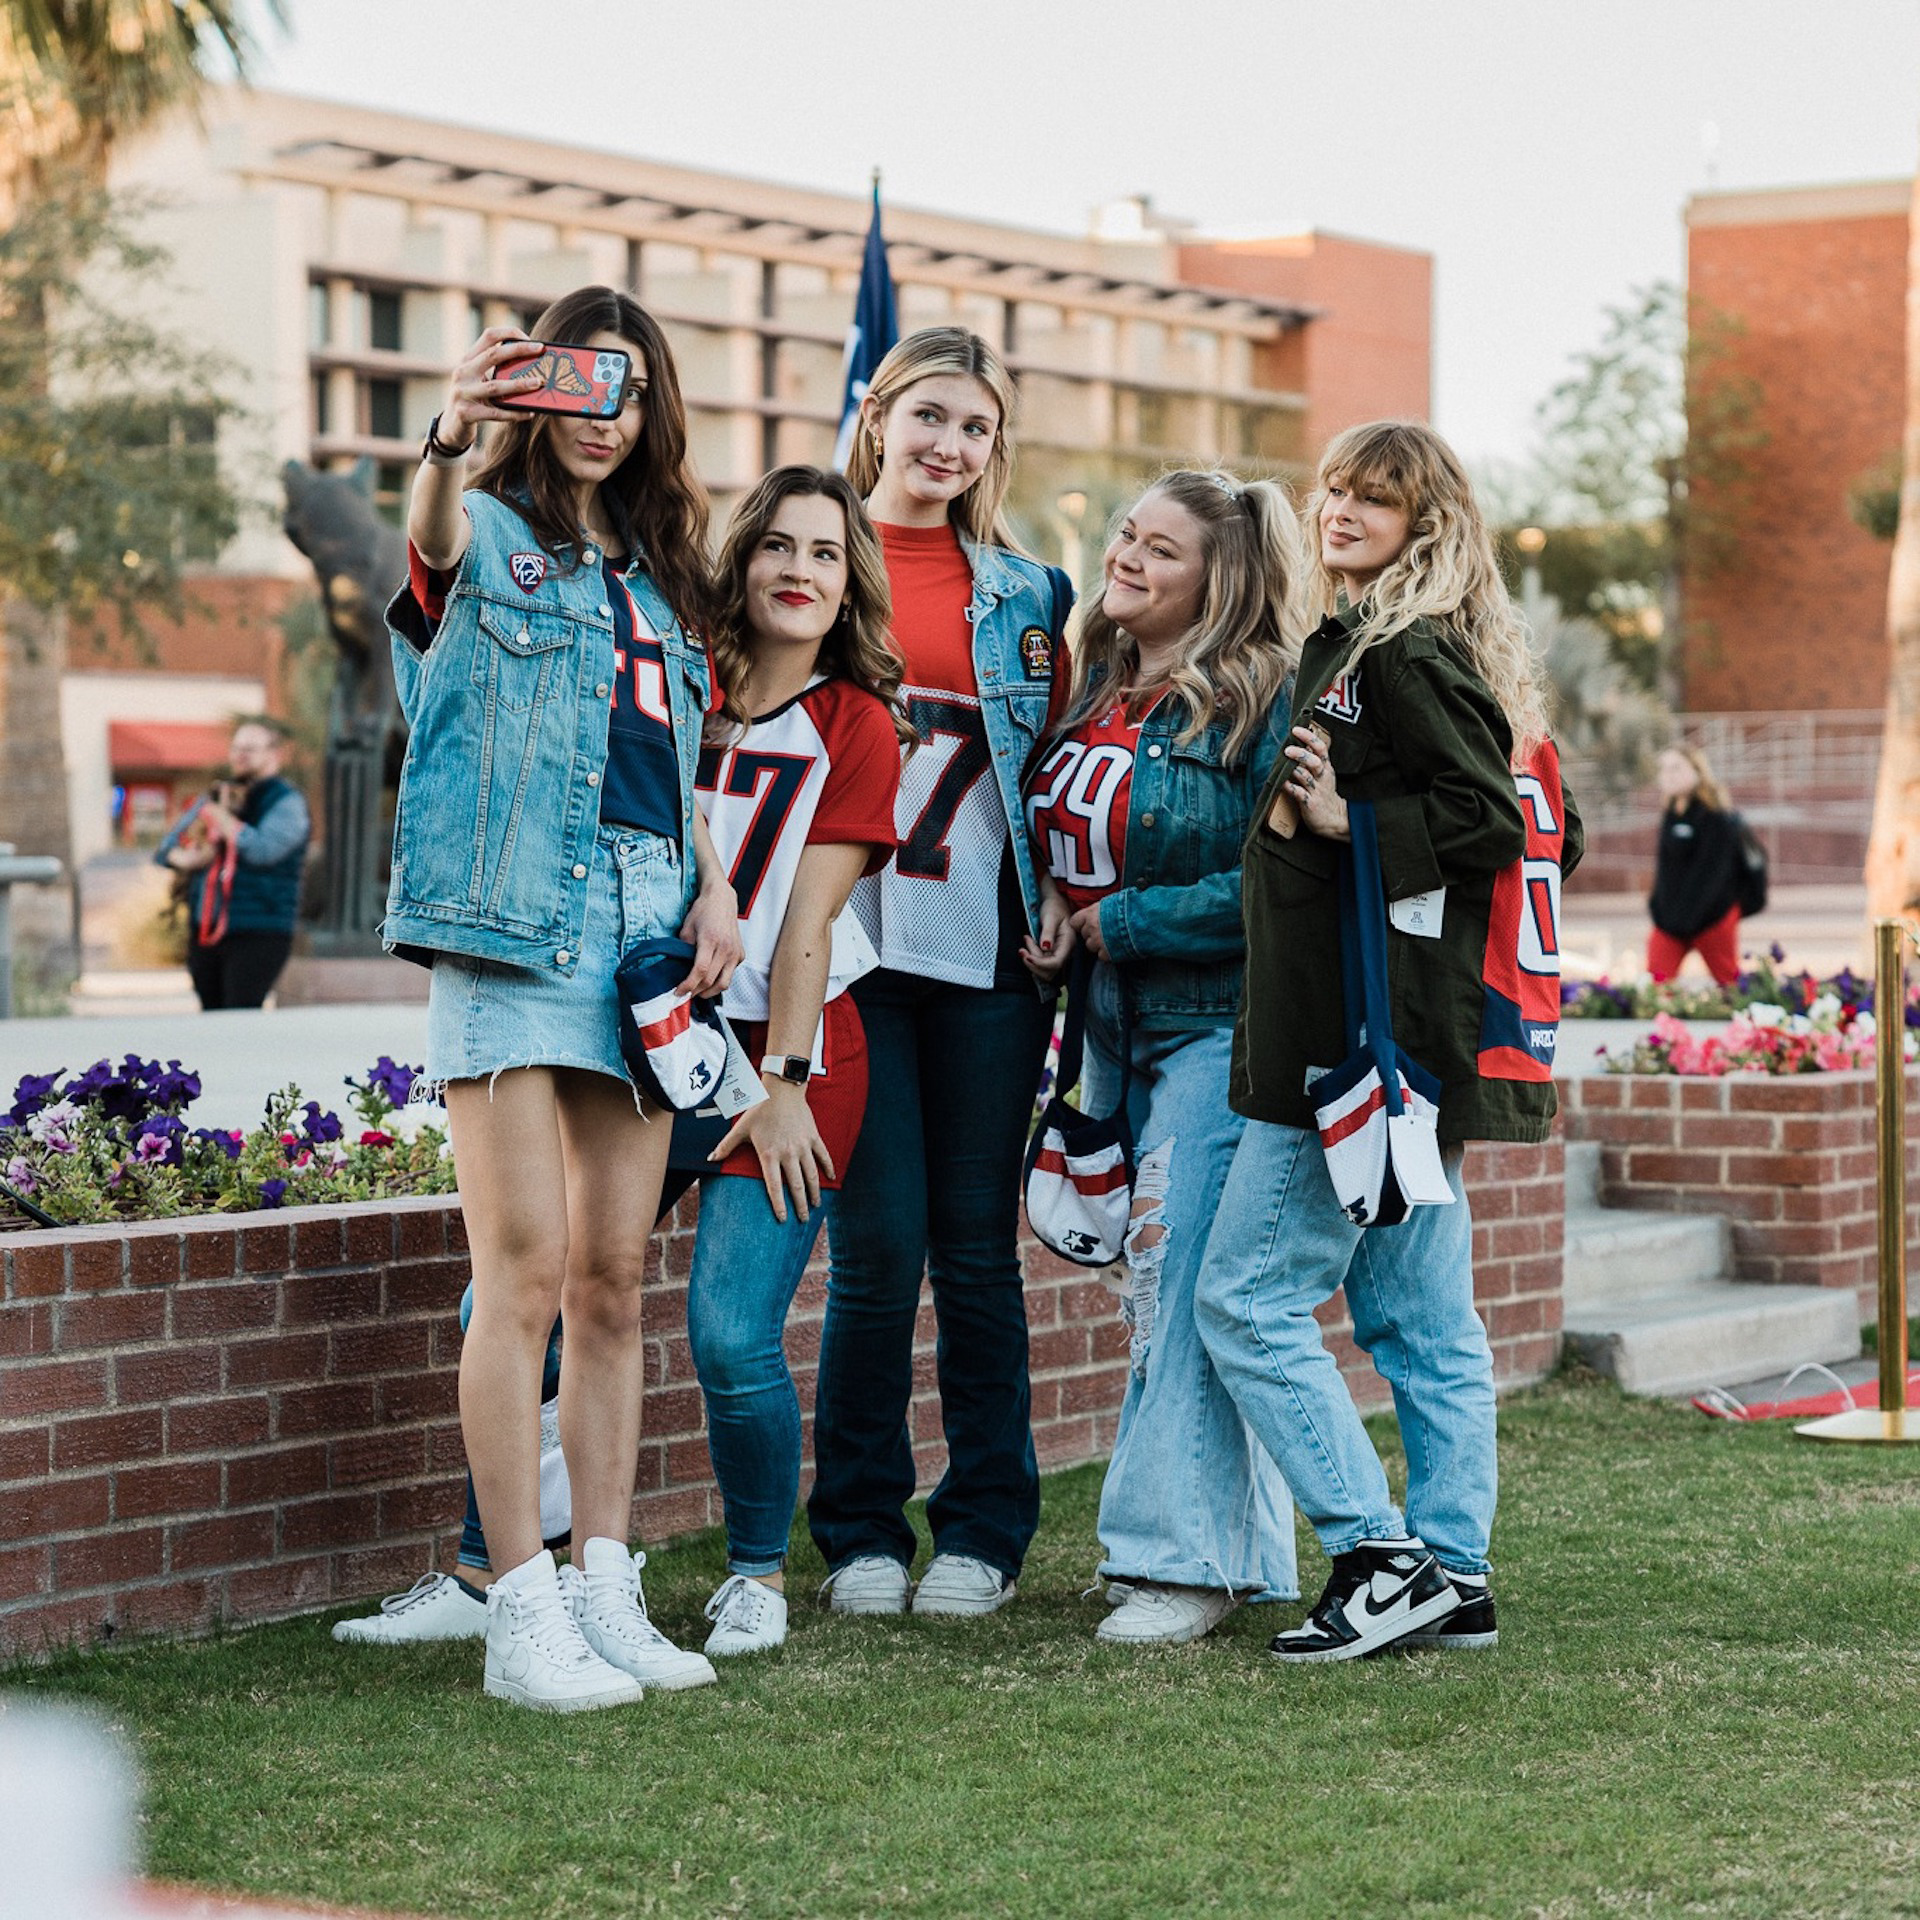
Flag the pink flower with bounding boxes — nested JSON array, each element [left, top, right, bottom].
[[359, 1129, 394, 1148]]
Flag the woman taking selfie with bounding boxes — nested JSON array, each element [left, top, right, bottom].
[[1024, 469, 1301, 1646], [1197, 421, 1582, 1665], [683, 467, 907, 1655], [808, 327, 1071, 1617], [385, 286, 741, 1711]]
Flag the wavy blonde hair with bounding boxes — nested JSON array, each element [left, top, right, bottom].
[[1665, 742, 1729, 813], [707, 466, 913, 747], [1057, 470, 1304, 768], [1307, 420, 1550, 762], [844, 326, 1027, 553]]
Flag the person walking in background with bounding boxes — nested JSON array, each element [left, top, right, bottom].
[[384, 285, 741, 1711], [156, 717, 310, 1010], [1646, 743, 1747, 987], [1023, 469, 1302, 1647], [808, 327, 1072, 1620], [1197, 420, 1583, 1664]]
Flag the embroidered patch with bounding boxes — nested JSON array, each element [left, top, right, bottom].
[[508, 552, 548, 593], [1019, 625, 1053, 680], [1316, 669, 1362, 723]]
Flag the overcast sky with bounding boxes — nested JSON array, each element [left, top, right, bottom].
[[247, 1, 1920, 467]]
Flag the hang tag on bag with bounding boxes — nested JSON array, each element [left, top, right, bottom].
[[1388, 887, 1445, 939], [710, 1017, 770, 1121]]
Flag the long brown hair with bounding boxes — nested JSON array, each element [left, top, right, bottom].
[[707, 466, 914, 747], [1058, 470, 1304, 767], [844, 326, 1026, 553], [470, 285, 714, 633]]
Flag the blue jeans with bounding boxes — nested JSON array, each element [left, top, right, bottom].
[[687, 1177, 835, 1575], [808, 970, 1054, 1580], [1194, 1121, 1496, 1575], [1081, 969, 1297, 1599]]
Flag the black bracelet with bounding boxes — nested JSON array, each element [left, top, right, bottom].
[[422, 413, 475, 464]]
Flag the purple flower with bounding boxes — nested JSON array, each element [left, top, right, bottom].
[[133, 1114, 186, 1167], [1769, 941, 1788, 963], [367, 1057, 419, 1109], [193, 1126, 244, 1161], [301, 1102, 343, 1145], [258, 1178, 287, 1209], [151, 1060, 201, 1111], [5, 1155, 37, 1194], [6, 1070, 63, 1128], [64, 1059, 116, 1106]]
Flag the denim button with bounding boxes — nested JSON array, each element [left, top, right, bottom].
[[1146, 744, 1163, 758], [516, 628, 529, 645], [599, 604, 612, 619], [586, 772, 600, 787], [584, 547, 599, 564], [1141, 812, 1156, 828], [596, 683, 610, 698], [571, 863, 587, 879], [555, 949, 572, 966]]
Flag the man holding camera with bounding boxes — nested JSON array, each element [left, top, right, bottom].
[[156, 717, 311, 1010]]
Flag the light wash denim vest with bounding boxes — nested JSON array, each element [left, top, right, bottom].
[[381, 489, 709, 975]]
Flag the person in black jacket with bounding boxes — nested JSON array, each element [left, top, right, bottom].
[[1647, 744, 1743, 986]]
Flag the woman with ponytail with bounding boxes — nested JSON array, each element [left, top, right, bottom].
[[1024, 470, 1302, 1645]]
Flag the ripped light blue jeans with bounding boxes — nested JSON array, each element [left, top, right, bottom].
[[1081, 964, 1297, 1600]]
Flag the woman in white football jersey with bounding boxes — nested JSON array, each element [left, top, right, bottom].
[[686, 466, 909, 1656]]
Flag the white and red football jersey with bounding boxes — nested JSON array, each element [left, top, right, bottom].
[[1024, 696, 1161, 914], [695, 676, 901, 1036]]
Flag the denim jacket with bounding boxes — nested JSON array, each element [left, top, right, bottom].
[[960, 535, 1071, 946], [381, 489, 709, 974], [1090, 676, 1290, 1030]]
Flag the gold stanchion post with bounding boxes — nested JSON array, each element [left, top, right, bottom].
[[1798, 919, 1920, 1442]]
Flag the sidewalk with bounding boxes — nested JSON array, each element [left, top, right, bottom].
[[1560, 883, 1869, 980]]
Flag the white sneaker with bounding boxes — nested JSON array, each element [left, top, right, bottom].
[[1095, 1582, 1238, 1647], [483, 1551, 643, 1712], [333, 1571, 488, 1644], [818, 1554, 911, 1615], [562, 1540, 717, 1691], [538, 1396, 571, 1545], [702, 1574, 789, 1656], [911, 1553, 1016, 1618]]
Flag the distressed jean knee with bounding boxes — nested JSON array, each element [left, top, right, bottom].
[[1119, 1139, 1174, 1377]]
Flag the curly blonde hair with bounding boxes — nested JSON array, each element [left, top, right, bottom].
[[1057, 469, 1304, 768], [1307, 420, 1550, 762], [706, 466, 913, 747]]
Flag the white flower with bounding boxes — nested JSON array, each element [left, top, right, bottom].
[[1854, 1010, 1877, 1039], [1806, 993, 1844, 1029], [1745, 1003, 1787, 1028]]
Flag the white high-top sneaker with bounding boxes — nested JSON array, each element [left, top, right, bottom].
[[333, 1571, 487, 1644], [562, 1539, 717, 1690], [703, 1574, 789, 1656], [1095, 1582, 1238, 1646], [483, 1550, 643, 1712]]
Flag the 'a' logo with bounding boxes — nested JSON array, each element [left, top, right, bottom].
[[1316, 671, 1362, 723], [508, 552, 548, 593]]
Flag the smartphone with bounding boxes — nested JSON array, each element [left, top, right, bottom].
[[1264, 720, 1331, 839], [494, 343, 632, 419]]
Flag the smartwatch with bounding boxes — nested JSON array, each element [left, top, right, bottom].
[[760, 1053, 811, 1086]]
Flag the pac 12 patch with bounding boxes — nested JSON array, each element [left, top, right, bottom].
[[508, 551, 548, 593], [1019, 625, 1053, 680]]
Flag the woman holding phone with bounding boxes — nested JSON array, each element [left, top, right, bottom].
[[386, 285, 741, 1711], [1024, 469, 1302, 1645], [808, 327, 1072, 1618]]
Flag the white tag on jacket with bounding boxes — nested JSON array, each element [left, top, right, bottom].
[[711, 1016, 770, 1121], [1389, 888, 1446, 939]]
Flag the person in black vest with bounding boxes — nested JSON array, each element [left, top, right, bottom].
[[156, 716, 311, 1009], [1646, 744, 1744, 987]]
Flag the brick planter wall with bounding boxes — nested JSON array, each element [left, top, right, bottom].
[[2, 1139, 1563, 1661], [1561, 1069, 1918, 1310]]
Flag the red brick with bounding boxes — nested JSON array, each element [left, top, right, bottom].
[[664, 1435, 714, 1485], [281, 1491, 378, 1552], [170, 1279, 278, 1337], [330, 1429, 425, 1486], [118, 1578, 218, 1638], [172, 1509, 276, 1571], [445, 1211, 470, 1255], [0, 1300, 51, 1357], [334, 1540, 435, 1602], [1624, 1150, 1726, 1187], [394, 1206, 448, 1259], [225, 1554, 331, 1619], [1728, 1150, 1837, 1187], [282, 1269, 382, 1325], [385, 1258, 465, 1313], [0, 1540, 50, 1603], [6, 1355, 109, 1415], [169, 1394, 270, 1453], [0, 1471, 108, 1536], [292, 1215, 346, 1271], [1062, 1366, 1129, 1414], [1728, 1078, 1847, 1113], [344, 1209, 395, 1264], [0, 1593, 114, 1658], [1679, 1078, 1731, 1111], [1629, 1078, 1678, 1111], [114, 1344, 221, 1405], [226, 1329, 329, 1386], [127, 1231, 183, 1288], [183, 1227, 239, 1280], [56, 1289, 165, 1350], [279, 1378, 378, 1440], [239, 1222, 293, 1272], [8, 1241, 66, 1299], [66, 1239, 124, 1291], [0, 1424, 49, 1481], [1571, 1076, 1624, 1110], [226, 1443, 329, 1506], [641, 1383, 706, 1438], [374, 1370, 459, 1425], [1030, 1325, 1092, 1371], [1685, 1115, 1777, 1149], [56, 1524, 164, 1587], [54, 1407, 163, 1470], [329, 1321, 429, 1377], [115, 1459, 222, 1521], [378, 1477, 464, 1533]]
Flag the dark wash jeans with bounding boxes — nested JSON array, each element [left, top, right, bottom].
[[808, 968, 1054, 1581]]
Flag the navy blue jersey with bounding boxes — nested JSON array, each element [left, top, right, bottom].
[[598, 557, 681, 842]]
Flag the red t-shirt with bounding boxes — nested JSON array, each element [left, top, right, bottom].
[[1025, 696, 1159, 912]]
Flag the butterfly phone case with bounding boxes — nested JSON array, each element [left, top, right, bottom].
[[1265, 719, 1331, 839], [495, 343, 632, 418]]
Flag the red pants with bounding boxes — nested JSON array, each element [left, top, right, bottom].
[[1647, 906, 1742, 986]]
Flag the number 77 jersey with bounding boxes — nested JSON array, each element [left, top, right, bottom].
[[1478, 738, 1568, 1082]]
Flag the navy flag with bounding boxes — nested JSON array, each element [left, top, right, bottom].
[[833, 176, 899, 471]]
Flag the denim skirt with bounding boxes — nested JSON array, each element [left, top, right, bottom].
[[425, 826, 684, 1093]]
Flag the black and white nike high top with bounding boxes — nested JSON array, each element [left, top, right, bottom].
[[1269, 1539, 1460, 1663]]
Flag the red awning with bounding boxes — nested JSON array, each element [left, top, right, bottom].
[[109, 720, 231, 774]]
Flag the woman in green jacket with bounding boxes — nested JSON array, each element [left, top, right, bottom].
[[1195, 420, 1582, 1665]]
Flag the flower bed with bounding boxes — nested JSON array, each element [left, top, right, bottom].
[[1601, 1000, 1904, 1077], [1563, 950, 1920, 1027]]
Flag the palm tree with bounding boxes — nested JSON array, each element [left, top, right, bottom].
[[1864, 172, 1920, 923]]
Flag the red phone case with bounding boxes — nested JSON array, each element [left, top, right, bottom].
[[495, 343, 630, 419]]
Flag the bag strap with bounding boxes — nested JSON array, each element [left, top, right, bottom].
[[1052, 946, 1132, 1120], [1339, 802, 1404, 1118]]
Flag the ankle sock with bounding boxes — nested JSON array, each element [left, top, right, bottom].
[[454, 1574, 489, 1603]]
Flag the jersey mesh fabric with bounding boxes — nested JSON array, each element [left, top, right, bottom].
[[1025, 695, 1158, 913]]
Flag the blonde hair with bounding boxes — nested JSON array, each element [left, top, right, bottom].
[[1307, 420, 1550, 762], [707, 466, 913, 746], [1059, 470, 1304, 768], [1665, 742, 1729, 813], [845, 326, 1025, 552]]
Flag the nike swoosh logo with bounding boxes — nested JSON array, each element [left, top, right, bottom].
[[1343, 1573, 1420, 1632]]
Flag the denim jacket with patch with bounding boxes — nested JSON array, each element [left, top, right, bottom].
[[381, 489, 708, 975]]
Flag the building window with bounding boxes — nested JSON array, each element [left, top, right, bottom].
[[367, 378, 403, 440], [368, 289, 403, 352], [374, 460, 408, 527], [311, 372, 330, 436], [308, 282, 330, 349]]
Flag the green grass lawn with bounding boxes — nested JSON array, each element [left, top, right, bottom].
[[12, 1374, 1920, 1920]]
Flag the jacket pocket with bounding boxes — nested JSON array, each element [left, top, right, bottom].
[[473, 602, 573, 716], [1247, 821, 1338, 909]]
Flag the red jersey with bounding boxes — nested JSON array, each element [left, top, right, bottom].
[[1478, 739, 1567, 1082], [1025, 697, 1157, 912]]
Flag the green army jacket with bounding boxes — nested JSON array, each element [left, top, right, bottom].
[[1231, 607, 1584, 1145]]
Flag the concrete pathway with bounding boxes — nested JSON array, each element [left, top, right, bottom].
[[1561, 883, 1870, 981]]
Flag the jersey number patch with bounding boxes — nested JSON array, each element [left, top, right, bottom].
[[1028, 738, 1130, 894], [897, 695, 993, 880], [698, 749, 811, 915]]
